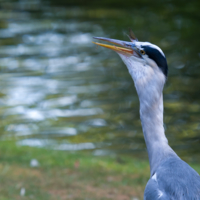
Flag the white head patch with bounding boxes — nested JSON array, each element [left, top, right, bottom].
[[136, 42, 165, 57]]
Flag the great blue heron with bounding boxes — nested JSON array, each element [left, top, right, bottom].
[[93, 30, 200, 199]]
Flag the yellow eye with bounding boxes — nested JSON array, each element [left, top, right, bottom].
[[140, 50, 145, 55]]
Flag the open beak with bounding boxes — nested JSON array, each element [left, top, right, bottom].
[[93, 37, 141, 58]]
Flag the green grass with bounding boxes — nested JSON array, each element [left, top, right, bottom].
[[0, 141, 199, 200]]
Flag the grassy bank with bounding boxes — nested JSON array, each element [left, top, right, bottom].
[[0, 141, 199, 200]]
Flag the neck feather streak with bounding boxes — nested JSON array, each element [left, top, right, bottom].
[[139, 94, 177, 175]]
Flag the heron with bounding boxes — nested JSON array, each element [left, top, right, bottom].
[[93, 30, 200, 200]]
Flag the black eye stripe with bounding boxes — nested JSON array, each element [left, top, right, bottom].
[[141, 45, 168, 77]]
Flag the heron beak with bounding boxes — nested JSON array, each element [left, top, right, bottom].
[[93, 37, 141, 57]]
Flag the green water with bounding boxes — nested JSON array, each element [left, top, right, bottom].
[[0, 0, 200, 159]]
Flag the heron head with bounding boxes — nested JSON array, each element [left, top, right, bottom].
[[93, 31, 168, 103]]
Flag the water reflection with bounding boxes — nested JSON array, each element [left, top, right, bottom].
[[17, 139, 95, 151], [0, 0, 200, 159]]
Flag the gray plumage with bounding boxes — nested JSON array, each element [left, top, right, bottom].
[[94, 33, 200, 200], [145, 157, 200, 200]]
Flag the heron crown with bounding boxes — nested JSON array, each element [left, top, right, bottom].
[[137, 42, 168, 77]]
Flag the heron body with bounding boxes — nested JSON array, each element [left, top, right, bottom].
[[93, 32, 200, 199]]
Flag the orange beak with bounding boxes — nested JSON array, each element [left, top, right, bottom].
[[92, 37, 140, 57], [92, 41, 133, 55]]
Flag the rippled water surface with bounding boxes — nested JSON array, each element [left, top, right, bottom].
[[0, 0, 200, 159]]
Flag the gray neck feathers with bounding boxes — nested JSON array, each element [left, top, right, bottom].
[[119, 54, 178, 175], [133, 69, 177, 176]]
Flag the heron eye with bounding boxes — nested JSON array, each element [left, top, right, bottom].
[[140, 50, 145, 55]]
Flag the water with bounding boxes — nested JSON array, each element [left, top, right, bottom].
[[0, 0, 200, 160]]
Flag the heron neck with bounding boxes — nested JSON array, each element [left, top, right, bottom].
[[139, 94, 177, 175]]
